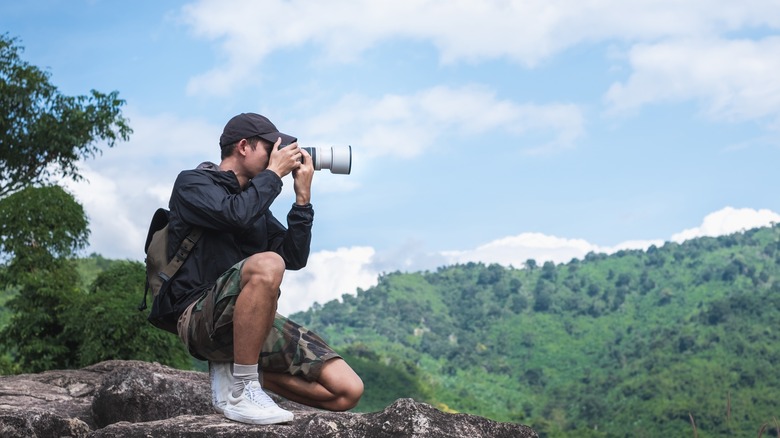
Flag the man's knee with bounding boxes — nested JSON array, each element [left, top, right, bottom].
[[323, 359, 364, 411], [337, 373, 364, 411], [242, 252, 285, 290]]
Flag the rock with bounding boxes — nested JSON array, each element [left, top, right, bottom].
[[91, 361, 213, 427], [0, 360, 538, 437]]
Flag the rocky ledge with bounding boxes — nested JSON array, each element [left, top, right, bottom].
[[0, 360, 537, 437]]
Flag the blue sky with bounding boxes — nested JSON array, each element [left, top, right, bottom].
[[2, 0, 779, 314]]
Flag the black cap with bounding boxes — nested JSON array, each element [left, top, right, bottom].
[[219, 113, 297, 148]]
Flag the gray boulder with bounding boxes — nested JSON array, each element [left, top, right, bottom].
[[0, 360, 537, 437]]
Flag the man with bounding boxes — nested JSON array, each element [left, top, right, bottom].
[[159, 113, 363, 425]]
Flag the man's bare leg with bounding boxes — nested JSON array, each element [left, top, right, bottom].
[[233, 252, 284, 364], [222, 252, 294, 425], [263, 358, 364, 411], [230, 252, 363, 412]]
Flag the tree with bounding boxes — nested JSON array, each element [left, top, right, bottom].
[[0, 34, 132, 373], [541, 261, 557, 280], [0, 185, 89, 261], [532, 280, 553, 312], [63, 261, 191, 369], [0, 185, 89, 372], [0, 188, 190, 371], [0, 34, 131, 197]]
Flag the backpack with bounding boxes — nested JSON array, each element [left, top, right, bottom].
[[138, 208, 202, 334]]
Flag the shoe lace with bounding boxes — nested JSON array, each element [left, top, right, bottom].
[[241, 381, 277, 409]]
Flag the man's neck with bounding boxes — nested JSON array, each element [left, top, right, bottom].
[[219, 158, 249, 188]]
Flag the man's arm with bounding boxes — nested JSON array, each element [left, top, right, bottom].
[[265, 204, 313, 270], [292, 148, 314, 206], [171, 168, 283, 232], [267, 149, 315, 269]]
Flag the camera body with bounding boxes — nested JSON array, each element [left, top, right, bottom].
[[279, 144, 352, 175]]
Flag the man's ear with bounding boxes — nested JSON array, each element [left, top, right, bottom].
[[236, 139, 250, 157]]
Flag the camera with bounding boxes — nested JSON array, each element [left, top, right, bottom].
[[279, 144, 352, 175]]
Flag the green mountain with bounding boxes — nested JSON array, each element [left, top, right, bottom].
[[3, 226, 777, 436], [290, 224, 780, 437]]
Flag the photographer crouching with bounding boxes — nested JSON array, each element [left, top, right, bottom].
[[154, 113, 363, 425]]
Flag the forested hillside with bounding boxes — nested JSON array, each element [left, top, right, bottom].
[[291, 224, 780, 437], [1, 225, 777, 437]]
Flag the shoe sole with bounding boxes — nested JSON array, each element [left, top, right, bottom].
[[223, 408, 294, 425], [209, 362, 231, 414]]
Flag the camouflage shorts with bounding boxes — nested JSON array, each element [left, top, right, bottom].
[[181, 259, 340, 382]]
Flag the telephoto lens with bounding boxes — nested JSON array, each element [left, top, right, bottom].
[[280, 144, 352, 174]]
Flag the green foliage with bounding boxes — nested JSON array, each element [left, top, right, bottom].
[[63, 261, 191, 369], [0, 33, 131, 197], [0, 281, 17, 328], [0, 256, 191, 374], [0, 186, 91, 372], [75, 253, 118, 291], [1, 215, 778, 437], [0, 34, 142, 375], [0, 269, 19, 373], [0, 257, 82, 372], [0, 185, 89, 261], [292, 224, 780, 437], [340, 344, 433, 412]]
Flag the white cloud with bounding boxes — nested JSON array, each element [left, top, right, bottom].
[[180, 1, 780, 128], [440, 207, 780, 271], [278, 246, 378, 314], [62, 111, 778, 315], [440, 233, 664, 268], [442, 233, 598, 267], [181, 0, 780, 95], [605, 37, 780, 122], [64, 110, 220, 260], [271, 228, 658, 314], [61, 167, 146, 260], [300, 86, 584, 156], [274, 206, 778, 314], [438, 207, 780, 272], [73, 93, 580, 261], [100, 109, 219, 168], [671, 206, 780, 242]]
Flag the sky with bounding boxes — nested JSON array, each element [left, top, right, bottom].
[[2, 0, 779, 315]]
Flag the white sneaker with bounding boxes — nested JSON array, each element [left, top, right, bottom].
[[223, 380, 294, 425], [208, 361, 232, 414]]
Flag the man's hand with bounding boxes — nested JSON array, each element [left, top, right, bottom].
[[293, 148, 314, 205], [267, 138, 302, 179]]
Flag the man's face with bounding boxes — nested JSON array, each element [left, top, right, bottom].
[[243, 138, 273, 177]]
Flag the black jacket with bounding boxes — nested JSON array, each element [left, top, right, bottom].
[[158, 161, 313, 323]]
